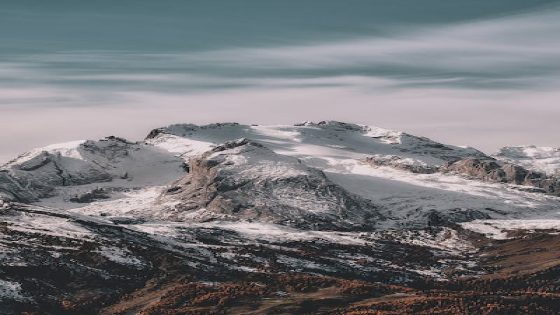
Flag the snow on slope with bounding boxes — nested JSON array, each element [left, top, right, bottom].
[[146, 121, 488, 169], [0, 136, 185, 208], [324, 161, 560, 227], [2, 140, 86, 168], [150, 138, 382, 229], [461, 219, 560, 240], [495, 146, 560, 176], [143, 121, 560, 228], [3, 121, 560, 233]]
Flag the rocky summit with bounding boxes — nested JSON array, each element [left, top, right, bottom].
[[1, 121, 560, 314]]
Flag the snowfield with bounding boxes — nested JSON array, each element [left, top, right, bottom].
[[0, 120, 554, 233], [76, 121, 560, 229]]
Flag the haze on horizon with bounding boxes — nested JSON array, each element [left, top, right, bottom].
[[1, 0, 559, 163]]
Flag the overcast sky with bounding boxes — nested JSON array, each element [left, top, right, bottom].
[[1, 0, 559, 162]]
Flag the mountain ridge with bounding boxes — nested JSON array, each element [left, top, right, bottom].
[[1, 121, 560, 314]]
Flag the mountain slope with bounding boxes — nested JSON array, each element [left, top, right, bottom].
[[1, 121, 560, 314], [0, 137, 184, 206], [156, 138, 381, 230], [145, 121, 560, 228]]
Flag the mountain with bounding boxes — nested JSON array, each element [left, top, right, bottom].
[[1, 121, 560, 314]]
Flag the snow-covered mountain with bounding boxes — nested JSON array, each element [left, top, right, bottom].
[[2, 121, 560, 314]]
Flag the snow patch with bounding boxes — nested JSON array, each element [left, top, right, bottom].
[[3, 140, 85, 167], [0, 280, 27, 301], [5, 212, 95, 239], [95, 246, 146, 268], [461, 219, 560, 240]]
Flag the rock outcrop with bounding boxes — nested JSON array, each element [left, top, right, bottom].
[[157, 138, 382, 230], [365, 155, 439, 174], [443, 158, 560, 195]]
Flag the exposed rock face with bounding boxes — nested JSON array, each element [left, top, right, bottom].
[[157, 139, 382, 230], [365, 155, 439, 174], [444, 158, 514, 183], [146, 122, 242, 140], [296, 120, 366, 132], [395, 133, 490, 163], [0, 151, 112, 202], [527, 176, 560, 195], [69, 188, 111, 203], [425, 209, 491, 227], [443, 158, 560, 195], [0, 171, 37, 202]]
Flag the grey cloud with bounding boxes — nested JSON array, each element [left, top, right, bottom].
[[1, 5, 559, 99]]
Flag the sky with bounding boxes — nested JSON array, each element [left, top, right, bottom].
[[1, 0, 560, 162]]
